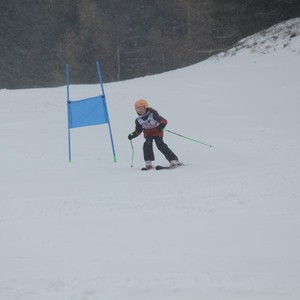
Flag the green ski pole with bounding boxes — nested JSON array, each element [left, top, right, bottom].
[[130, 140, 135, 167], [164, 129, 213, 148]]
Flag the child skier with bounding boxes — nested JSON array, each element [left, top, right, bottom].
[[128, 99, 179, 169]]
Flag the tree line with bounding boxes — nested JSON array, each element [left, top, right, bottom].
[[1, 0, 299, 89]]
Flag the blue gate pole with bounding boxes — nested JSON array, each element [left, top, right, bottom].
[[66, 64, 72, 162], [96, 61, 117, 163]]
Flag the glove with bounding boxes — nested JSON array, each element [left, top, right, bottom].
[[128, 132, 137, 140], [157, 123, 166, 131]]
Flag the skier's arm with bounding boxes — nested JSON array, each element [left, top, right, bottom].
[[134, 119, 143, 135], [128, 120, 143, 140], [153, 111, 167, 131]]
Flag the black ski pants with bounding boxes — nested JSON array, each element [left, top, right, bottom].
[[143, 136, 178, 162]]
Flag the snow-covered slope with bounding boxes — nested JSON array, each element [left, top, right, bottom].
[[0, 19, 300, 300], [216, 17, 300, 57]]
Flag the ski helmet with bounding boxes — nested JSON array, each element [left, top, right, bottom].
[[134, 99, 149, 110]]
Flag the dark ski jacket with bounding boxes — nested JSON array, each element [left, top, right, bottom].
[[133, 108, 167, 138]]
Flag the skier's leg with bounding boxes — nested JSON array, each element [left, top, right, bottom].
[[154, 136, 178, 162], [143, 137, 155, 162]]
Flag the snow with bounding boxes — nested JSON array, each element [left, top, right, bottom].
[[1, 18, 300, 300]]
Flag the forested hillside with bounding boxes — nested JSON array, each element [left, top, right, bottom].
[[1, 0, 300, 89]]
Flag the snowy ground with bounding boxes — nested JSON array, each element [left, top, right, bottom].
[[1, 19, 300, 300]]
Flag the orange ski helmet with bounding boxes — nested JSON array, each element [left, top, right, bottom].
[[134, 99, 149, 110]]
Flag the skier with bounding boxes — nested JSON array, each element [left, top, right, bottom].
[[128, 99, 179, 170]]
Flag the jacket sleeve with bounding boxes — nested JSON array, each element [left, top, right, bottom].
[[134, 119, 143, 136], [152, 110, 167, 129]]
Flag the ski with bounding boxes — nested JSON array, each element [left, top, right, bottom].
[[141, 163, 183, 171], [155, 165, 173, 170], [155, 162, 184, 170]]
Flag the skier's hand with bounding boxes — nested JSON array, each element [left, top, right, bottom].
[[128, 132, 137, 140], [157, 123, 166, 131]]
